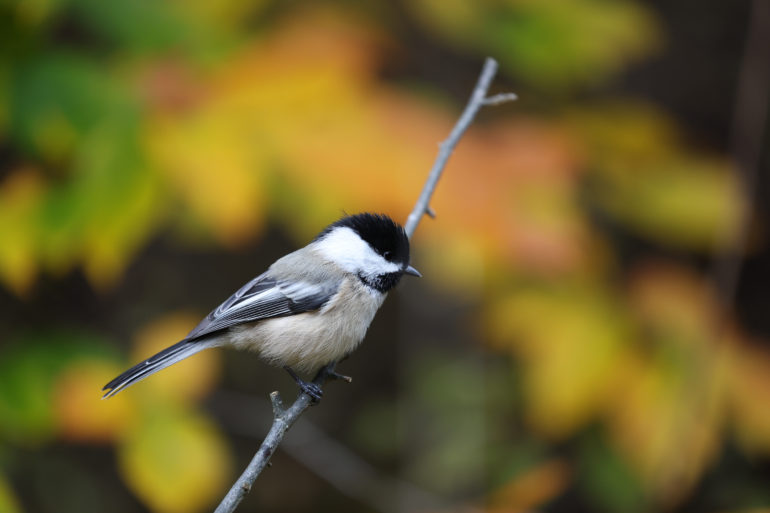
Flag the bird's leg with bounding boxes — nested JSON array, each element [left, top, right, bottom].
[[284, 366, 323, 403]]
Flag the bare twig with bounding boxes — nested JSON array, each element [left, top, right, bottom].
[[214, 56, 515, 513], [404, 57, 516, 238]]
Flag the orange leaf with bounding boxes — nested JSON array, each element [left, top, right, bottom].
[[488, 460, 571, 513], [53, 359, 136, 443]]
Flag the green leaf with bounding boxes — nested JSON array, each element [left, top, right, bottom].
[[7, 53, 121, 162], [492, 0, 661, 89], [578, 431, 648, 513], [67, 110, 164, 287], [66, 0, 194, 54], [0, 332, 115, 445]]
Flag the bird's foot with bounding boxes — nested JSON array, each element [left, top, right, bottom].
[[298, 380, 323, 402], [285, 367, 323, 403]]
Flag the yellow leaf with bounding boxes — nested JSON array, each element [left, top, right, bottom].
[[81, 165, 163, 290], [146, 109, 267, 247], [607, 346, 728, 505], [53, 358, 137, 443], [182, 0, 270, 33], [568, 102, 682, 167], [570, 103, 744, 250], [597, 263, 730, 503], [131, 313, 222, 402], [598, 157, 742, 249], [487, 286, 630, 438], [0, 168, 45, 295], [406, 0, 484, 48], [0, 473, 22, 513], [118, 405, 231, 513], [144, 9, 380, 247]]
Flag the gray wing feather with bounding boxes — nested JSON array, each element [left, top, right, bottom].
[[184, 268, 339, 341]]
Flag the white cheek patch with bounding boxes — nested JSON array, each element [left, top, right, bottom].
[[315, 227, 402, 276]]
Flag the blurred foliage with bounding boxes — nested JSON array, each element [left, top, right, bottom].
[[0, 472, 22, 513], [0, 315, 231, 513], [487, 458, 571, 513], [0, 0, 767, 512], [570, 104, 742, 249], [407, 0, 662, 90], [0, 332, 116, 446], [53, 358, 135, 443], [403, 352, 488, 493], [118, 404, 231, 513]]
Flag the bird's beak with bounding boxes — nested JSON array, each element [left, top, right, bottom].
[[404, 265, 422, 277]]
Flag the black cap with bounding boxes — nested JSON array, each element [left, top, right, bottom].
[[316, 213, 411, 268]]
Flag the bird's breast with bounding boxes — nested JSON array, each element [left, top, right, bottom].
[[225, 278, 385, 373]]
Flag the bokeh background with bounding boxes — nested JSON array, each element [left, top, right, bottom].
[[1, 0, 769, 512]]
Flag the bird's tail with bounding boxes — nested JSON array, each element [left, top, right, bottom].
[[102, 339, 213, 399]]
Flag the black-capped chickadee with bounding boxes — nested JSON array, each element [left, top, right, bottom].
[[103, 213, 420, 401]]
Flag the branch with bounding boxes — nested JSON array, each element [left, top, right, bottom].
[[211, 390, 451, 513], [404, 57, 516, 238], [214, 56, 516, 513], [214, 363, 343, 513]]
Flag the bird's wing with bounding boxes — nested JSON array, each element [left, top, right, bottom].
[[184, 271, 339, 341]]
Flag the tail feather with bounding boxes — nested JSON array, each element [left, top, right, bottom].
[[102, 339, 212, 398]]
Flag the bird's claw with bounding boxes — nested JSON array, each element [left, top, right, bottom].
[[285, 363, 352, 404], [299, 380, 323, 403], [285, 366, 324, 404]]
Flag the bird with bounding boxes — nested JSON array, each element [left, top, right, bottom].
[[102, 213, 420, 401]]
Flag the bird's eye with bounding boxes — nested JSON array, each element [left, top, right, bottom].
[[383, 251, 393, 260]]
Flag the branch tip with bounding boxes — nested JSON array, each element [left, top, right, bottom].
[[403, 56, 508, 239], [483, 92, 518, 106], [330, 372, 353, 383], [270, 391, 285, 416]]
